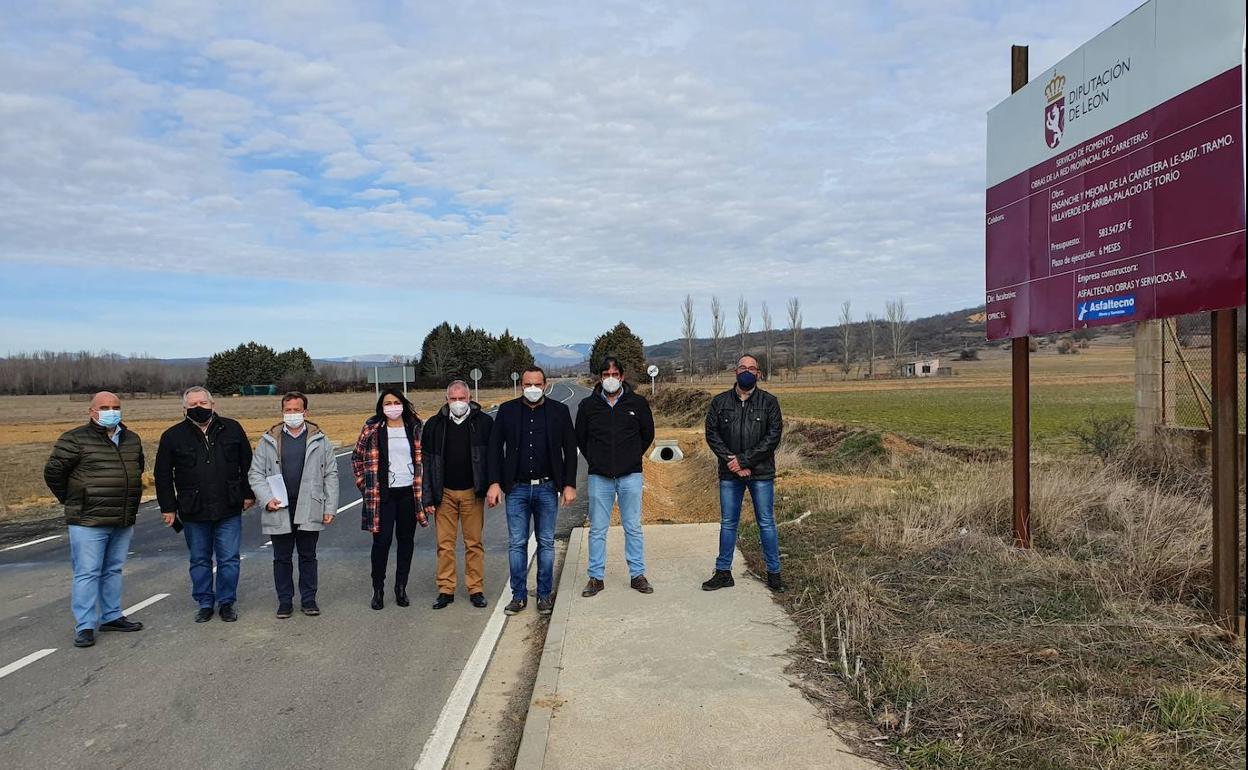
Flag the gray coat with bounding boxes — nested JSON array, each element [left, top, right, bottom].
[[248, 422, 340, 535]]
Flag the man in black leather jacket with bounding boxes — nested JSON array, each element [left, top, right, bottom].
[[701, 354, 785, 593]]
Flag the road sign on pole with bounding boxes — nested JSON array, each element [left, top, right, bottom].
[[647, 364, 659, 395], [470, 368, 483, 403], [511, 371, 519, 397]]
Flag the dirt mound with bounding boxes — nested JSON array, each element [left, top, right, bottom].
[[650, 387, 714, 427]]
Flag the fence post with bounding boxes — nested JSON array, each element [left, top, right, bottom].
[[1134, 320, 1165, 440]]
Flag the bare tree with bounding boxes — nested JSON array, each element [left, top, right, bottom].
[[786, 296, 802, 376], [710, 295, 725, 375], [864, 311, 878, 378], [760, 301, 775, 380], [838, 300, 854, 377], [736, 296, 751, 356], [681, 294, 697, 381], [885, 298, 910, 371]]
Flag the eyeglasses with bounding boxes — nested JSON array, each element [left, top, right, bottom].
[[736, 365, 760, 374]]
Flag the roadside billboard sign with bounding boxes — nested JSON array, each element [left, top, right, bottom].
[[985, 0, 1245, 340]]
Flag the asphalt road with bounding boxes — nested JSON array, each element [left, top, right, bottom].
[[0, 380, 592, 770]]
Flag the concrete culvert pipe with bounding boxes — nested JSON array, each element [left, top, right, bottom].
[[650, 439, 683, 463]]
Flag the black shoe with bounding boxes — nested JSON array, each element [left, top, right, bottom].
[[432, 593, 455, 610], [503, 598, 527, 615], [582, 578, 605, 597], [276, 603, 294, 619], [630, 575, 654, 594], [371, 589, 384, 610], [537, 596, 554, 616], [767, 571, 786, 593], [470, 592, 488, 608], [219, 603, 238, 622], [194, 607, 214, 623], [99, 616, 143, 632], [73, 629, 95, 648], [301, 602, 320, 616], [702, 569, 735, 591], [395, 586, 410, 607]]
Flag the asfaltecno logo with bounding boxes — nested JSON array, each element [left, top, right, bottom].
[[1077, 294, 1136, 321]]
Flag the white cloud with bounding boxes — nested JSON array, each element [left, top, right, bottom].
[[0, 0, 1148, 347]]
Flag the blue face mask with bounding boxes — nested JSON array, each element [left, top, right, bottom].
[[96, 409, 122, 428], [736, 371, 758, 390]]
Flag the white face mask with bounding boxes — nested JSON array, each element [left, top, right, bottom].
[[523, 386, 544, 403], [448, 400, 470, 418], [601, 376, 622, 394], [383, 404, 405, 420], [283, 412, 305, 430]]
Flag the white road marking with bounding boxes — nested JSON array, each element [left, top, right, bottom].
[[0, 649, 57, 680], [262, 541, 272, 548], [1, 535, 62, 552], [123, 593, 170, 615], [337, 499, 362, 513], [413, 537, 539, 770]]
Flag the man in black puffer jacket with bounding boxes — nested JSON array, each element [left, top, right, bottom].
[[44, 392, 146, 648], [702, 354, 785, 594], [155, 386, 254, 623]]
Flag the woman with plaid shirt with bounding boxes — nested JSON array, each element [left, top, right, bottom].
[[352, 388, 428, 610]]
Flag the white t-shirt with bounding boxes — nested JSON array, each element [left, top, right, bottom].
[[387, 426, 414, 488]]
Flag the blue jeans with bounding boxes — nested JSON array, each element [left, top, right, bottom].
[[183, 514, 242, 608], [505, 482, 557, 600], [587, 473, 646, 580], [717, 479, 781, 574], [68, 524, 134, 633]]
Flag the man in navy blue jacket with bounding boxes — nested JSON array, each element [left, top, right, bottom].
[[487, 366, 578, 617]]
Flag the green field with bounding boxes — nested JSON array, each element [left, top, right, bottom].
[[778, 381, 1134, 452]]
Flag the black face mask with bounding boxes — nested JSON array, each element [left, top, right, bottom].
[[186, 406, 214, 424]]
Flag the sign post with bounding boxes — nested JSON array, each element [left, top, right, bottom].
[[469, 368, 482, 403], [1211, 308, 1240, 632], [647, 364, 659, 396], [511, 371, 519, 397], [1010, 45, 1031, 550]]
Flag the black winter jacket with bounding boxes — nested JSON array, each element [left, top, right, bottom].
[[704, 387, 784, 481], [154, 416, 254, 522], [488, 397, 578, 492], [43, 421, 145, 527], [574, 384, 655, 478], [421, 402, 493, 506]]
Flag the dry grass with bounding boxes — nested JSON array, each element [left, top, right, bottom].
[[0, 387, 515, 519], [735, 446, 1246, 770]]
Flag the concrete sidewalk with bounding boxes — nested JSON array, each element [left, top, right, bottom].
[[516, 523, 879, 769]]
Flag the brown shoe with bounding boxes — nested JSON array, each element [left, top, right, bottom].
[[582, 578, 605, 597], [630, 575, 654, 594]]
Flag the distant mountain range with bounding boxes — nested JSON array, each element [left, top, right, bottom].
[[522, 339, 592, 368]]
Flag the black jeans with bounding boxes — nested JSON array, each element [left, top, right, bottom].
[[371, 491, 417, 590], [272, 528, 320, 605]]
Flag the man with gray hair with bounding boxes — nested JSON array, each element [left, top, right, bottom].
[[44, 392, 146, 648], [155, 386, 254, 623], [421, 379, 494, 609]]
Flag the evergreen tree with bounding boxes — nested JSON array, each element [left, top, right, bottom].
[[588, 322, 645, 380]]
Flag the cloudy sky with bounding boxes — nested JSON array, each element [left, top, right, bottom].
[[0, 0, 1143, 358]]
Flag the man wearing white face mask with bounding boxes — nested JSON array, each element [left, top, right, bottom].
[[44, 392, 146, 648], [421, 380, 494, 610], [487, 366, 578, 617], [249, 392, 338, 618], [575, 357, 656, 597]]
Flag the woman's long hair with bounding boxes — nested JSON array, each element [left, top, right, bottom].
[[374, 387, 418, 427]]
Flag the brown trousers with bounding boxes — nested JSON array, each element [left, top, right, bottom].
[[436, 488, 485, 593]]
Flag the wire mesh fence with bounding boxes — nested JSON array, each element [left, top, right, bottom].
[[1162, 312, 1246, 430]]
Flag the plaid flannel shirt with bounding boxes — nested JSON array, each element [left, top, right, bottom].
[[352, 417, 422, 533]]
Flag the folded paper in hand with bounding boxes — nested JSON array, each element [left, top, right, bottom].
[[266, 474, 289, 508]]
